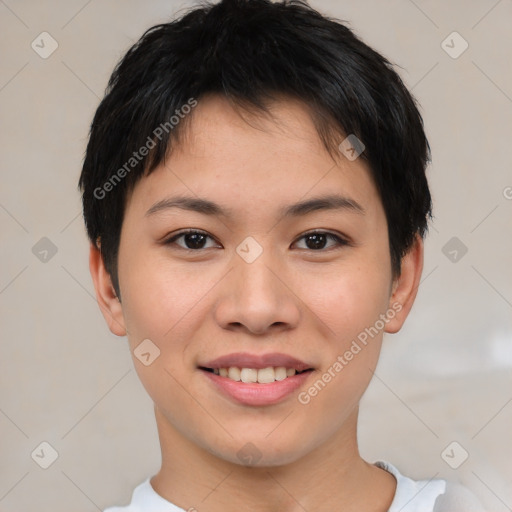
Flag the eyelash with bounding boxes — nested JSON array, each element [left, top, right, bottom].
[[163, 229, 350, 252]]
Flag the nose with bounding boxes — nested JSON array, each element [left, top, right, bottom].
[[213, 245, 301, 336]]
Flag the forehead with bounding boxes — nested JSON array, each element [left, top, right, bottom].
[[177, 94, 338, 162], [124, 95, 382, 225]]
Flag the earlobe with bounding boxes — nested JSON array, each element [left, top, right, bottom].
[[88, 242, 127, 337], [384, 234, 424, 334]]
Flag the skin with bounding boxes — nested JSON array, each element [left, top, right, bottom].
[[90, 95, 424, 512]]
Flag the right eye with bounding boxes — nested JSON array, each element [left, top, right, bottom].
[[163, 229, 221, 251]]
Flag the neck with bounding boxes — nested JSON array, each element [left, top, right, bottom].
[[150, 405, 396, 512]]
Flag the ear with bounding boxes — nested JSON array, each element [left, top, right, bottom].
[[88, 242, 127, 337], [384, 234, 424, 334]]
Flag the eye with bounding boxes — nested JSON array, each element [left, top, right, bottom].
[[163, 229, 220, 251], [163, 229, 349, 252], [293, 230, 349, 251]]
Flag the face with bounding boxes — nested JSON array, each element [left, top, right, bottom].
[[92, 95, 422, 467]]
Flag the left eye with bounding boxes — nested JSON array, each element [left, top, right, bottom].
[[164, 230, 219, 250], [293, 231, 348, 251], [163, 230, 348, 251]]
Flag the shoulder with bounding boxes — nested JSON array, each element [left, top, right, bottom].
[[102, 478, 150, 512], [433, 481, 486, 512], [374, 460, 485, 512], [102, 477, 187, 512], [103, 502, 137, 512]]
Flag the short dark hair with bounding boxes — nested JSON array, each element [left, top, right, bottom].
[[79, 0, 432, 300]]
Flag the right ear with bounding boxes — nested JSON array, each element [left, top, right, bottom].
[[88, 242, 127, 337]]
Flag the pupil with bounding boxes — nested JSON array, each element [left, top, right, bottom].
[[306, 233, 326, 250], [183, 233, 328, 250], [186, 233, 206, 249]]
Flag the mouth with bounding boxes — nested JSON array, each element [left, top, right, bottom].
[[197, 353, 316, 406], [197, 352, 315, 406], [199, 366, 314, 384]]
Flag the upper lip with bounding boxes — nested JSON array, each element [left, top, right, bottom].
[[200, 352, 313, 372]]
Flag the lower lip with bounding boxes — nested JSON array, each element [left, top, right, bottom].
[[200, 369, 314, 406]]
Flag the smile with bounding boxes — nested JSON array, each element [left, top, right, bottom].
[[200, 366, 313, 384], [199, 366, 315, 406]]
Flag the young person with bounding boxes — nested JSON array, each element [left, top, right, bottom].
[[79, 0, 485, 510]]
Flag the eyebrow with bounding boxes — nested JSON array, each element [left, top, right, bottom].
[[145, 193, 365, 219]]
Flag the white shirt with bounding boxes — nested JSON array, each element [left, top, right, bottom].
[[104, 460, 485, 512]]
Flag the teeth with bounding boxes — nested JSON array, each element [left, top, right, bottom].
[[256, 367, 275, 384], [212, 366, 304, 383], [274, 367, 288, 381], [228, 367, 241, 381], [240, 368, 258, 383]]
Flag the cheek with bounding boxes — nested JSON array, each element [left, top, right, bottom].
[[298, 254, 391, 401], [119, 250, 206, 343], [305, 259, 392, 344], [117, 255, 204, 421], [118, 251, 224, 399]]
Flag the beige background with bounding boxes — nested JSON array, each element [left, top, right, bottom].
[[1, 0, 511, 510]]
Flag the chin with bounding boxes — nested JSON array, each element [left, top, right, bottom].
[[209, 435, 310, 468]]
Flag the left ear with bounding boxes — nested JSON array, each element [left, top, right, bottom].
[[384, 234, 424, 334]]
